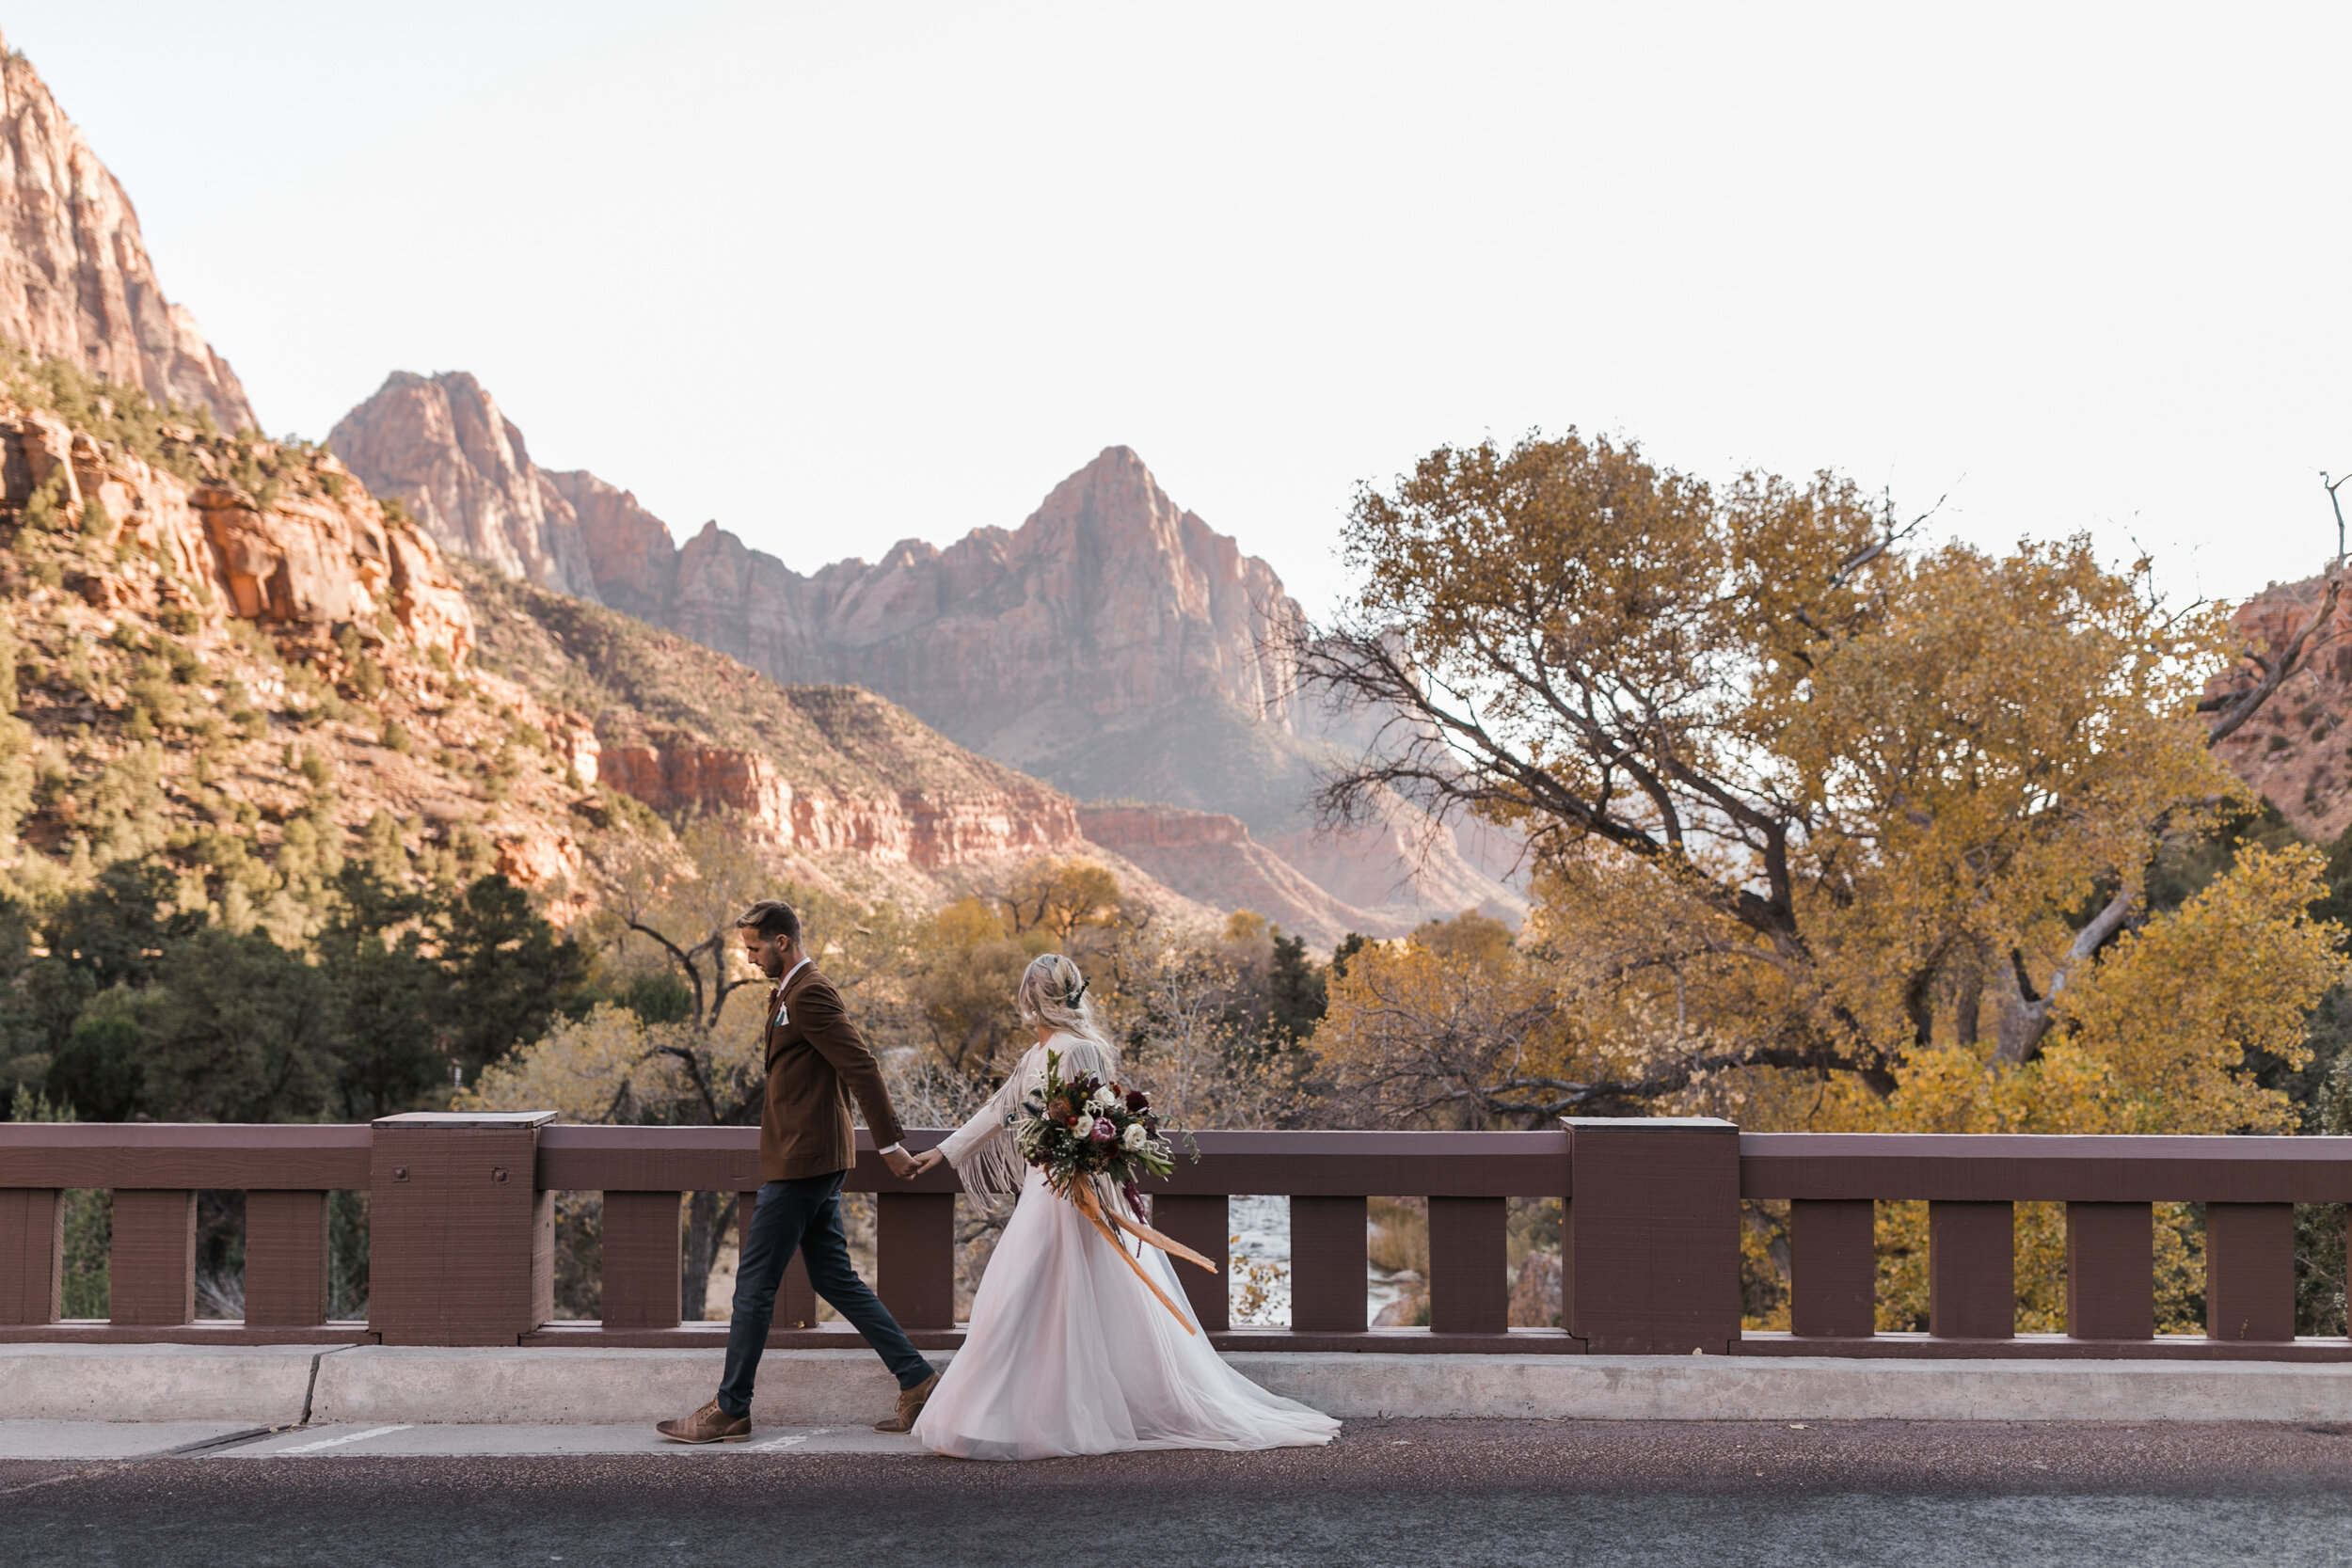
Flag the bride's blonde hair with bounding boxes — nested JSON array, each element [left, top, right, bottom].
[[1016, 953, 1116, 1062]]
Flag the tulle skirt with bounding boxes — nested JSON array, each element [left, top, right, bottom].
[[911, 1168, 1342, 1461]]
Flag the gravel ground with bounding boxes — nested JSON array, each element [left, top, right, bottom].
[[6, 1418, 2350, 1566]]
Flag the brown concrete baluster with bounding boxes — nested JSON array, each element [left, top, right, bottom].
[[1789, 1198, 1875, 1338], [1151, 1194, 1230, 1332], [0, 1188, 64, 1325], [1428, 1196, 1508, 1335], [109, 1189, 196, 1327], [876, 1191, 955, 1331], [369, 1112, 556, 1346], [1928, 1201, 2013, 1339], [1565, 1117, 1740, 1354], [1290, 1196, 1368, 1332], [2064, 1202, 2153, 1341], [599, 1190, 681, 1330], [2205, 1202, 2295, 1342], [244, 1190, 329, 1327]]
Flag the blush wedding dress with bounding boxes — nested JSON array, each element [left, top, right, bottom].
[[908, 1031, 1342, 1461]]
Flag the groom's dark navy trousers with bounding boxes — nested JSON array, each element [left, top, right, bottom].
[[717, 960, 934, 1419], [716, 1172, 930, 1417]]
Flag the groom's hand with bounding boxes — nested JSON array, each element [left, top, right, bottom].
[[880, 1145, 917, 1180]]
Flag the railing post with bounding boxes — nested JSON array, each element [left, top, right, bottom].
[[876, 1191, 955, 1331], [110, 1189, 196, 1327], [1291, 1196, 1368, 1332], [1152, 1195, 1230, 1332], [1928, 1201, 2013, 1338], [1428, 1196, 1508, 1335], [1564, 1117, 1739, 1354], [244, 1190, 329, 1327], [0, 1188, 63, 1325], [2065, 1202, 2153, 1341], [599, 1190, 681, 1330], [369, 1111, 556, 1346], [2206, 1202, 2295, 1342], [1789, 1198, 1875, 1338]]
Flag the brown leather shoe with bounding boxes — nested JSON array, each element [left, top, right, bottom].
[[873, 1370, 940, 1433], [657, 1398, 750, 1445]]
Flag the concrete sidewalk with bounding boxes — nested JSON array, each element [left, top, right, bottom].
[[13, 1342, 2352, 1430]]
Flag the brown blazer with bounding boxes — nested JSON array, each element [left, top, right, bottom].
[[757, 962, 905, 1182]]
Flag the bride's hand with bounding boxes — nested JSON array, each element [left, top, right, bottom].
[[907, 1148, 946, 1178]]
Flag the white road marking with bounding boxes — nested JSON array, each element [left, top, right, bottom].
[[273, 1425, 414, 1454], [746, 1428, 833, 1450]]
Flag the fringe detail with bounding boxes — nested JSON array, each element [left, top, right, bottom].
[[949, 1123, 1028, 1206]]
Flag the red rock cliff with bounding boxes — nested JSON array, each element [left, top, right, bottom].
[[1, 403, 469, 665], [0, 36, 255, 433], [2211, 572, 2352, 841]]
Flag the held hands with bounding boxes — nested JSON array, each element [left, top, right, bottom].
[[880, 1145, 918, 1180], [906, 1148, 946, 1179]]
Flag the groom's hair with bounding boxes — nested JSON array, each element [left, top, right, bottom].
[[734, 899, 802, 944]]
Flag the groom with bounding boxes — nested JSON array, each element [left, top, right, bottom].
[[655, 898, 940, 1443]]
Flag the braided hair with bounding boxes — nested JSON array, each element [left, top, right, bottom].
[[1015, 952, 1114, 1059]]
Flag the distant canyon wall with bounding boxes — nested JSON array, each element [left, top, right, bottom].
[[329, 370, 1527, 936]]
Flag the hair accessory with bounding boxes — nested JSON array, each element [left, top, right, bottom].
[[1066, 975, 1089, 1007]]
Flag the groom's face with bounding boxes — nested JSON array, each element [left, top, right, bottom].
[[741, 927, 786, 978]]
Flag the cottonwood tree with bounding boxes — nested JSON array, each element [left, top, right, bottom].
[[1293, 432, 2346, 1122]]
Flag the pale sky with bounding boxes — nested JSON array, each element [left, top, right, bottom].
[[10, 2, 2347, 619]]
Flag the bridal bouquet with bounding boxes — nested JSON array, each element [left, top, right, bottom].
[[1014, 1050, 1216, 1332]]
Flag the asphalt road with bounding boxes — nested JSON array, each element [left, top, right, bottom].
[[7, 1418, 2351, 1567]]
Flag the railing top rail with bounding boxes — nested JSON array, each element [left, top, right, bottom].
[[11, 1121, 2350, 1202], [0, 1122, 372, 1189], [1741, 1132, 2352, 1201], [535, 1125, 1573, 1196]]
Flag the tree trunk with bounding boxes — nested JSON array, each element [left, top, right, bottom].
[[1953, 942, 1983, 1049]]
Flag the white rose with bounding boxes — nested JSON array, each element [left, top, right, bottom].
[[1070, 1115, 1096, 1140], [1120, 1122, 1148, 1151], [1089, 1086, 1120, 1110]]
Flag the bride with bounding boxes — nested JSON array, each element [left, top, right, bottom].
[[905, 952, 1341, 1461]]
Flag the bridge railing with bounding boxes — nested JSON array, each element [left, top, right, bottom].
[[4, 1114, 2349, 1357]]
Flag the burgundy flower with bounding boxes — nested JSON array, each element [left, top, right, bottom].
[[1125, 1089, 1149, 1113], [1090, 1117, 1118, 1143]]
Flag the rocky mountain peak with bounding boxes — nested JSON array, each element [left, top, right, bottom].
[[0, 34, 255, 434], [327, 372, 1525, 933], [327, 371, 601, 601]]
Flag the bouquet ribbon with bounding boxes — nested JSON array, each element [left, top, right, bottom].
[[1066, 1181, 1218, 1336]]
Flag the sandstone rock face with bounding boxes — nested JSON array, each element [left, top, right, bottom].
[[0, 37, 255, 433], [545, 468, 675, 625], [596, 728, 1086, 869], [0, 401, 470, 666], [327, 372, 600, 599], [1076, 803, 1376, 948], [2212, 572, 2352, 840]]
